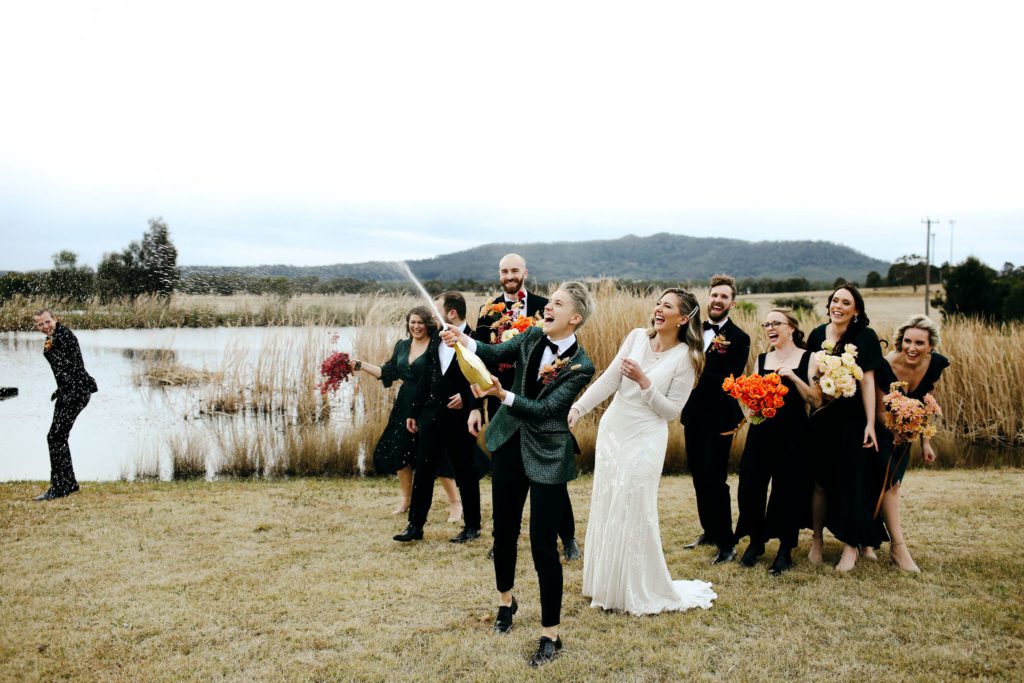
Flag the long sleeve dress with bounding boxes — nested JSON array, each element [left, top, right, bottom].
[[371, 338, 490, 479], [573, 329, 716, 615]]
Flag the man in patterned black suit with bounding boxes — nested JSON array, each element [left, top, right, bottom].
[[444, 282, 595, 667], [393, 292, 482, 544], [472, 253, 580, 561], [33, 309, 98, 501], [681, 274, 750, 564]]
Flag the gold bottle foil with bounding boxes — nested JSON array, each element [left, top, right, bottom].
[[454, 342, 494, 390]]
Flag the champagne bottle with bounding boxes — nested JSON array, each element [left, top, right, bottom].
[[454, 342, 494, 390]]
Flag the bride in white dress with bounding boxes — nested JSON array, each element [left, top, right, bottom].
[[569, 288, 717, 615]]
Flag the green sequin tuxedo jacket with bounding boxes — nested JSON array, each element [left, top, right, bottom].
[[474, 326, 594, 485]]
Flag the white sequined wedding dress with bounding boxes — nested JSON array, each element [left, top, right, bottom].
[[573, 329, 717, 615]]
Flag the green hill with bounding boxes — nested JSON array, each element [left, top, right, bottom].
[[183, 232, 889, 283]]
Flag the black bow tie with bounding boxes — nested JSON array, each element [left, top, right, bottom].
[[703, 321, 721, 333], [544, 339, 560, 355]]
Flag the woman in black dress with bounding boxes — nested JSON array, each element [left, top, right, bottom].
[[735, 308, 820, 575], [354, 306, 464, 520], [873, 315, 948, 572], [806, 284, 888, 572]]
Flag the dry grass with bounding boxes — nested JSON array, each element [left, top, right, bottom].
[[1, 470, 1020, 681], [198, 328, 332, 423], [0, 293, 377, 332], [168, 430, 209, 481], [133, 349, 219, 387]]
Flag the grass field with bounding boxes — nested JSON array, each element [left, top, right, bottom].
[[2, 470, 1021, 681]]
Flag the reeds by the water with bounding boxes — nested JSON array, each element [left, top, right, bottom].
[[168, 431, 208, 480], [348, 286, 1024, 473], [118, 286, 1024, 480], [0, 293, 380, 332]]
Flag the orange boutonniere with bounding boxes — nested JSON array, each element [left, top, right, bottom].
[[43, 336, 53, 352], [711, 334, 731, 354], [539, 358, 581, 386]]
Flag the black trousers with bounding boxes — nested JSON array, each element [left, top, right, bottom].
[[48, 393, 90, 493], [491, 434, 566, 628], [408, 410, 481, 530], [685, 424, 735, 549], [735, 440, 800, 549], [484, 404, 575, 545]]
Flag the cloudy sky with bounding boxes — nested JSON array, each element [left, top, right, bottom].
[[1, 1, 1022, 272]]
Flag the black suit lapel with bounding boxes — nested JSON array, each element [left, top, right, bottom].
[[523, 335, 547, 399]]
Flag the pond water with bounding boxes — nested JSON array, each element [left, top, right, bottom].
[[0, 327, 355, 481]]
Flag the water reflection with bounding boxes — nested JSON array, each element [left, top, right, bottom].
[[0, 327, 356, 481]]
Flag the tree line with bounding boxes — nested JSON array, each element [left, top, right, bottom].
[[3, 222, 1021, 321]]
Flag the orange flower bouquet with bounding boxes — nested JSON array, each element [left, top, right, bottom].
[[722, 373, 789, 424]]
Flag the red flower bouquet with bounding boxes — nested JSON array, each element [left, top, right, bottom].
[[318, 352, 355, 395]]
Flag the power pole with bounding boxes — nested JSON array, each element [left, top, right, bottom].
[[949, 219, 956, 265], [923, 217, 939, 314]]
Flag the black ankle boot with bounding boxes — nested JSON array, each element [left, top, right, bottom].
[[740, 542, 764, 567], [768, 547, 793, 576]]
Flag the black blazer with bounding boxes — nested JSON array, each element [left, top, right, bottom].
[[410, 327, 481, 425], [43, 323, 98, 399], [472, 290, 549, 401], [681, 318, 750, 433]]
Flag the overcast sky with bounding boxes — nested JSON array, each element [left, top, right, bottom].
[[1, 1, 1022, 272]]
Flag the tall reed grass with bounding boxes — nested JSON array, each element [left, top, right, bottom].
[[0, 293, 379, 332], [168, 430, 209, 480], [105, 286, 1024, 480], [347, 285, 1024, 474]]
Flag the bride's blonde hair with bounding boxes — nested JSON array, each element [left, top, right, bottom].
[[647, 288, 704, 382]]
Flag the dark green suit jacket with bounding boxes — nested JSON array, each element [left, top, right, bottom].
[[474, 326, 594, 484]]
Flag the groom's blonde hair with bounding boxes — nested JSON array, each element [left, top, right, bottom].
[[559, 281, 594, 328]]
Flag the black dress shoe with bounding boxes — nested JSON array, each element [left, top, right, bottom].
[[684, 534, 714, 550], [392, 524, 423, 542], [563, 538, 581, 561], [528, 636, 562, 667], [450, 527, 481, 544], [33, 489, 56, 502], [712, 546, 737, 564], [740, 542, 765, 567], [493, 596, 518, 634], [768, 549, 793, 576]]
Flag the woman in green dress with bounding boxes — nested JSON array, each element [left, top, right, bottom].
[[354, 306, 464, 519]]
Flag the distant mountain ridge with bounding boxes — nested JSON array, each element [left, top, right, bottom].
[[182, 232, 890, 283]]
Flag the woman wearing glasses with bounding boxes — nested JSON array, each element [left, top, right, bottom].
[[734, 308, 820, 575]]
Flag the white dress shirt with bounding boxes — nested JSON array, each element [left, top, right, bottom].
[[439, 322, 468, 374], [702, 317, 729, 351]]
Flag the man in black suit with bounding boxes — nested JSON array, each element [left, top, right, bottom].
[[33, 309, 98, 501], [394, 292, 482, 544], [471, 254, 580, 561], [681, 274, 750, 564]]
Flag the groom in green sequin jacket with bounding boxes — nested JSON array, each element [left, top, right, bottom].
[[443, 281, 594, 666]]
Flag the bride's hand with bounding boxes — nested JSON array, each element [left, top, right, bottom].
[[568, 407, 580, 428], [620, 359, 651, 390]]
